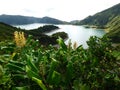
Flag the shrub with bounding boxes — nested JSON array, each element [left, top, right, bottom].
[[0, 34, 120, 90]]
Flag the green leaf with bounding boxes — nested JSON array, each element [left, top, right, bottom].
[[66, 61, 74, 83], [73, 80, 81, 90], [57, 37, 67, 51], [32, 77, 47, 90], [26, 66, 40, 79], [51, 71, 61, 85], [13, 74, 27, 79], [47, 58, 58, 83], [9, 60, 25, 67], [1, 47, 14, 52], [80, 84, 90, 90], [12, 86, 28, 90], [26, 55, 38, 73], [73, 80, 90, 90], [0, 65, 3, 78], [7, 63, 25, 72], [11, 52, 19, 60], [0, 59, 5, 65]]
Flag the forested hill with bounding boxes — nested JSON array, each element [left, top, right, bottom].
[[106, 16, 120, 43], [73, 3, 120, 43], [0, 14, 65, 25], [76, 3, 120, 26], [0, 22, 53, 41], [0, 22, 68, 45], [0, 22, 19, 40]]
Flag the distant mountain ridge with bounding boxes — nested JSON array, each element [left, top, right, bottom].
[[0, 14, 65, 25]]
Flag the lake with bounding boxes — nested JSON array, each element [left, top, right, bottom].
[[14, 23, 105, 48]]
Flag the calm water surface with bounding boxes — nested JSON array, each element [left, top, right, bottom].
[[14, 23, 105, 48]]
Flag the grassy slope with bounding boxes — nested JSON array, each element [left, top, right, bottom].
[[78, 3, 120, 26], [106, 16, 120, 43], [0, 22, 44, 41], [0, 22, 58, 40], [0, 22, 48, 42], [0, 22, 20, 40]]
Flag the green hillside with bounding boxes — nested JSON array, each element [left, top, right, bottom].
[[74, 3, 120, 43], [77, 3, 120, 26], [0, 22, 68, 45], [0, 22, 19, 40], [106, 16, 120, 43]]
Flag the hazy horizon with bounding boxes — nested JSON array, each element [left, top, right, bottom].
[[0, 0, 120, 21]]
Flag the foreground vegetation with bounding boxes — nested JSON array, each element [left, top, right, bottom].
[[0, 31, 120, 90]]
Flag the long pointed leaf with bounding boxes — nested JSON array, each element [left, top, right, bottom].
[[7, 63, 25, 72], [26, 66, 40, 79], [26, 55, 38, 73], [47, 58, 58, 83], [32, 77, 47, 90]]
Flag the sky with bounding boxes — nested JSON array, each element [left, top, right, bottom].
[[0, 0, 120, 21]]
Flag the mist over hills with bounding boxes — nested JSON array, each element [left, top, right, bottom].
[[0, 14, 66, 25]]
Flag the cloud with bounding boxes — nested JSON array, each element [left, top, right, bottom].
[[0, 0, 120, 21], [23, 9, 35, 13]]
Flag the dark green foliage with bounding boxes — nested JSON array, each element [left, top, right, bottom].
[[106, 16, 120, 43], [0, 36, 120, 90], [52, 32, 68, 40], [30, 25, 59, 33], [0, 22, 18, 40]]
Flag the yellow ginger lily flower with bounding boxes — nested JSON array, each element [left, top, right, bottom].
[[14, 31, 26, 47]]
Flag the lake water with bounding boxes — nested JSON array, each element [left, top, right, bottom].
[[14, 23, 105, 48]]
